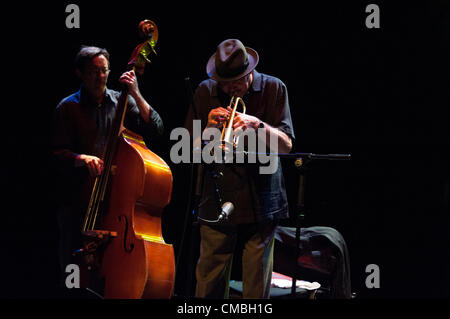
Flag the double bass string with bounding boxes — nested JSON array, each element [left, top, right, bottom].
[[82, 176, 99, 231], [84, 85, 130, 232]]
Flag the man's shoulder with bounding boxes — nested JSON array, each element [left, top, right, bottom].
[[198, 78, 216, 90], [57, 91, 81, 109], [259, 72, 285, 87], [251, 70, 286, 94], [195, 78, 219, 99], [105, 87, 121, 99]]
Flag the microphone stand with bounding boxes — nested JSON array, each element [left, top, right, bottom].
[[291, 157, 307, 297], [178, 77, 202, 297]]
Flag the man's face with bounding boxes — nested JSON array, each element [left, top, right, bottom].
[[219, 72, 253, 98], [79, 55, 110, 97]]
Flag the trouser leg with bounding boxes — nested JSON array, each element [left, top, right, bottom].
[[241, 221, 277, 299], [195, 224, 236, 298]]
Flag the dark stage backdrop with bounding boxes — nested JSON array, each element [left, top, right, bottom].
[[3, 1, 447, 300]]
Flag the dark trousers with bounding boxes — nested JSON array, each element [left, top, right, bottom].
[[195, 221, 277, 299]]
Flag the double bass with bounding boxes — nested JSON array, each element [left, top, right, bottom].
[[78, 20, 175, 299]]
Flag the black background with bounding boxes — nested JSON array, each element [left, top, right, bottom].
[[3, 0, 448, 300]]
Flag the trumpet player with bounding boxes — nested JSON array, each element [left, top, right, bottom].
[[184, 39, 295, 299]]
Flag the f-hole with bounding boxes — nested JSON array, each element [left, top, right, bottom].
[[118, 215, 134, 253]]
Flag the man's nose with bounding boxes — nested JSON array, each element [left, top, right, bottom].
[[97, 72, 107, 80], [231, 84, 240, 94]]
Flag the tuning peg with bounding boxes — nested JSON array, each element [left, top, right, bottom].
[[140, 52, 151, 64]]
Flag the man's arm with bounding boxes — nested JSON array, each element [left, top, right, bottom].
[[121, 70, 164, 139], [120, 70, 151, 123], [258, 121, 293, 154], [232, 113, 293, 154]]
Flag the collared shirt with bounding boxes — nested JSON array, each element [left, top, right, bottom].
[[52, 86, 163, 204], [185, 70, 295, 224]]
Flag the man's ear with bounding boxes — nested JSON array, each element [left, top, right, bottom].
[[75, 69, 82, 79]]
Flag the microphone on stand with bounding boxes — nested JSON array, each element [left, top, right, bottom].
[[217, 202, 234, 222]]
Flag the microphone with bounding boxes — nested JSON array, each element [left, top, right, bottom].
[[217, 202, 234, 222]]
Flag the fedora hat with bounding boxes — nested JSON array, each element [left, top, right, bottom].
[[206, 39, 259, 82]]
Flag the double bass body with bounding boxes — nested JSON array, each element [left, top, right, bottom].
[[98, 129, 175, 298]]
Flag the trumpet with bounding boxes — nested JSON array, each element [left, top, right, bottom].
[[220, 96, 246, 152]]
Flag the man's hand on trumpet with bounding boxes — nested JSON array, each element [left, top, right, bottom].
[[207, 107, 230, 128], [207, 106, 261, 131], [232, 110, 260, 131]]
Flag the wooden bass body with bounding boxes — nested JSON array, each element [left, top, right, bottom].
[[98, 129, 175, 298]]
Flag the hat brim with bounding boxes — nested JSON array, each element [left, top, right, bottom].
[[206, 47, 259, 82]]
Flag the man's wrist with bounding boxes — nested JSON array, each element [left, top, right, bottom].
[[74, 153, 83, 167]]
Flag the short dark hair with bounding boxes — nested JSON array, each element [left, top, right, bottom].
[[75, 45, 110, 72]]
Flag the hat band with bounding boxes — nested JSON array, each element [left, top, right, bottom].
[[216, 59, 249, 79]]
